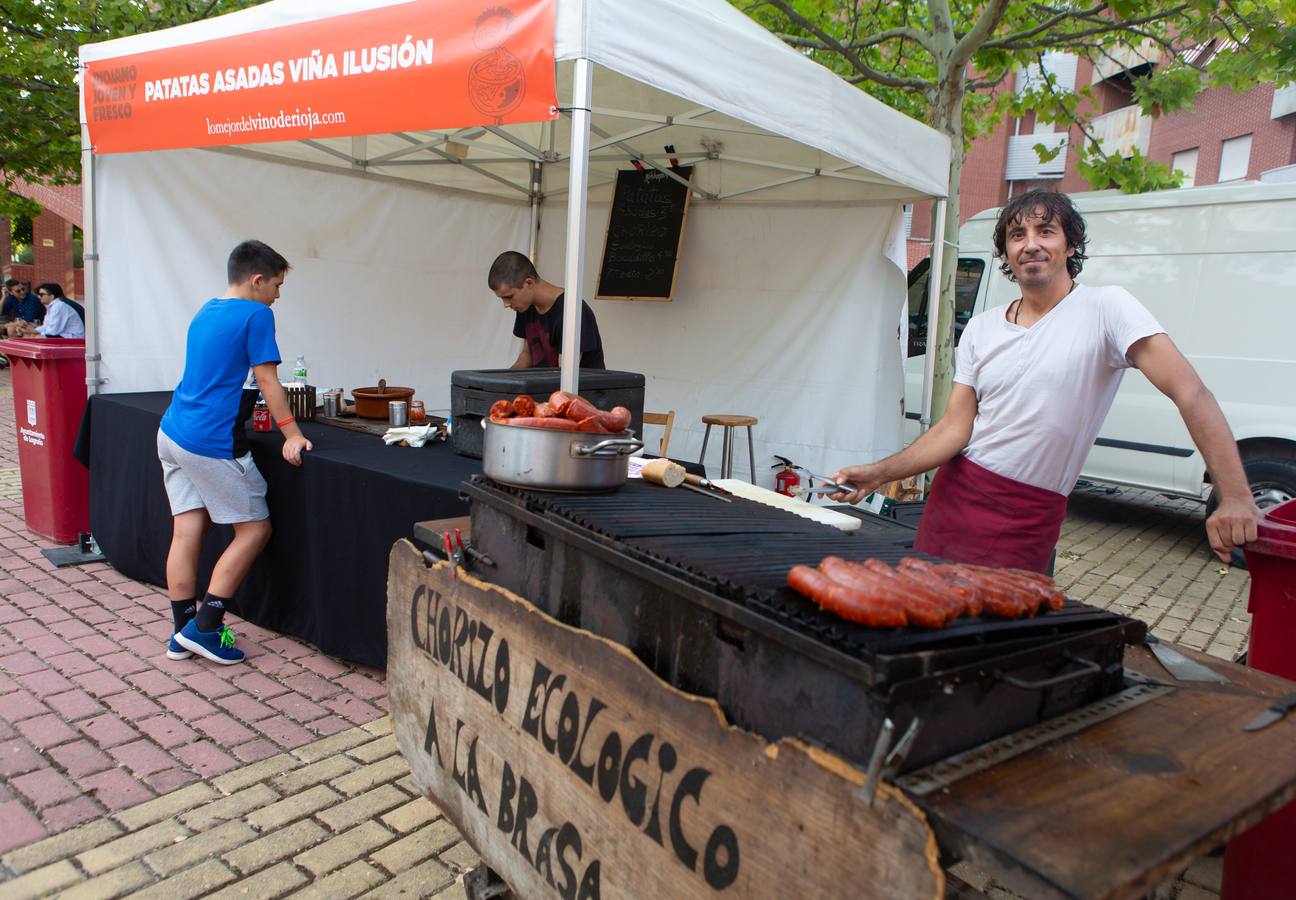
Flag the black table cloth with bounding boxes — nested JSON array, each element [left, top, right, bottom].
[[78, 391, 479, 667]]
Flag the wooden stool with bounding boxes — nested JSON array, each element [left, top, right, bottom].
[[699, 414, 758, 482], [642, 410, 676, 456]]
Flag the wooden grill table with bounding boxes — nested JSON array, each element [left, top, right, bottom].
[[387, 544, 1296, 899], [902, 643, 1296, 898]]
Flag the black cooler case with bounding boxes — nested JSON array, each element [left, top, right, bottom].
[[449, 368, 646, 458]]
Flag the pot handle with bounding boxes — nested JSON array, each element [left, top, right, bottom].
[[572, 438, 644, 458]]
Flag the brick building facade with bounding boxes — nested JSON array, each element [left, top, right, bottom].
[[908, 50, 1296, 257], [2, 180, 84, 299]]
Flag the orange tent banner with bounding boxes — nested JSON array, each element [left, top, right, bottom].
[[84, 0, 557, 155]]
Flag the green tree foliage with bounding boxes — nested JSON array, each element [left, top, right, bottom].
[[0, 0, 266, 217], [738, 0, 1295, 422]]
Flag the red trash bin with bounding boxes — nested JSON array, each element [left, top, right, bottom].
[[1222, 497, 1296, 900], [0, 338, 89, 544]]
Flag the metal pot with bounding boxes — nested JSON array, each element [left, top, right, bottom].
[[482, 419, 643, 492]]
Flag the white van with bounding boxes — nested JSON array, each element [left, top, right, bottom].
[[904, 180, 1296, 514]]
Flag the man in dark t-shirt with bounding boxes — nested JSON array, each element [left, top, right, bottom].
[[487, 251, 605, 369]]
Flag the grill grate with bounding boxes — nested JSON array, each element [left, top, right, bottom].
[[472, 477, 1139, 667]]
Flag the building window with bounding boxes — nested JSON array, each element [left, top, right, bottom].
[[1172, 148, 1199, 188], [1005, 133, 1069, 180], [1016, 52, 1078, 94], [1218, 135, 1253, 183]]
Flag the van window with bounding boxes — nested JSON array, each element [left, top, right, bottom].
[[906, 257, 985, 357]]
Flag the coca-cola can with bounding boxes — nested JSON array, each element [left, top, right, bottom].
[[252, 407, 272, 432]]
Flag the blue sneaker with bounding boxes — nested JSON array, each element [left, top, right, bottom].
[[166, 634, 193, 661], [175, 620, 245, 665]]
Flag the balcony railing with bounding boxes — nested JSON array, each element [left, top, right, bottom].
[[1091, 39, 1159, 82]]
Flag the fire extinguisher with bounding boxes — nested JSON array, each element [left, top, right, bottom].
[[772, 455, 801, 497]]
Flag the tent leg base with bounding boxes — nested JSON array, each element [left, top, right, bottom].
[[41, 532, 107, 568]]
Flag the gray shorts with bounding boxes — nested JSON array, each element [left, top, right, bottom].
[[157, 429, 269, 524]]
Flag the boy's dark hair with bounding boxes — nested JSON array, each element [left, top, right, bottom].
[[227, 240, 290, 284], [4, 278, 18, 289], [992, 189, 1088, 281], [36, 283, 65, 300], [487, 251, 538, 290]]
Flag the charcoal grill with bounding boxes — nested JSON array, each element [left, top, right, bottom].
[[461, 477, 1146, 772]]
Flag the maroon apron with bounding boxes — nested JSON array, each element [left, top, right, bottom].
[[913, 454, 1067, 574]]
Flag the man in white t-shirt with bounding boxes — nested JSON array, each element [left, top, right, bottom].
[[832, 189, 1259, 573]]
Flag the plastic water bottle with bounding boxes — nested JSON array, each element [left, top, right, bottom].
[[292, 355, 307, 385]]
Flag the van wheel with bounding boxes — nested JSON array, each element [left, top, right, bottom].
[[1206, 456, 1296, 516]]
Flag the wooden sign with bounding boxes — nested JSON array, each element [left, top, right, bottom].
[[596, 166, 693, 301], [387, 540, 942, 898]]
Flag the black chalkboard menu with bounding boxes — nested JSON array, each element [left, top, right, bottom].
[[596, 165, 694, 301]]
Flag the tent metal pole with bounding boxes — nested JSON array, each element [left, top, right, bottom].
[[528, 161, 540, 260], [81, 121, 102, 396], [560, 57, 594, 394], [918, 198, 948, 500], [920, 198, 947, 434]]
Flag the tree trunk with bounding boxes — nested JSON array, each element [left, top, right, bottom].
[[929, 76, 966, 426]]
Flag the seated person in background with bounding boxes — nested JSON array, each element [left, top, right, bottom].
[[487, 251, 605, 369], [2, 279, 44, 337], [0, 281, 14, 323], [63, 294, 86, 323], [13, 283, 85, 339]]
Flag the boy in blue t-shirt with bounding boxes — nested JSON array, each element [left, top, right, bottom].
[[158, 240, 312, 665]]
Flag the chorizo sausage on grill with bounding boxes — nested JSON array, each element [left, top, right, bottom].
[[901, 559, 985, 618], [816, 558, 909, 626], [998, 568, 1065, 609], [821, 558, 946, 628], [946, 565, 1031, 618], [787, 565, 907, 628], [954, 563, 1063, 613], [863, 560, 963, 623]]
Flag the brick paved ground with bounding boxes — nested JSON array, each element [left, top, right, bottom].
[[0, 716, 480, 900], [0, 367, 1253, 897], [1057, 482, 1252, 661]]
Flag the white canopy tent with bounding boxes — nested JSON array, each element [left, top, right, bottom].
[[79, 0, 949, 483]]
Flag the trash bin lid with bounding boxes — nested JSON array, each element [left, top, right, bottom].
[[0, 338, 86, 360], [1249, 497, 1296, 559]]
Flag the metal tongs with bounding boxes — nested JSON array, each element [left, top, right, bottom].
[[421, 528, 495, 576], [860, 717, 923, 805], [801, 469, 858, 496]]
